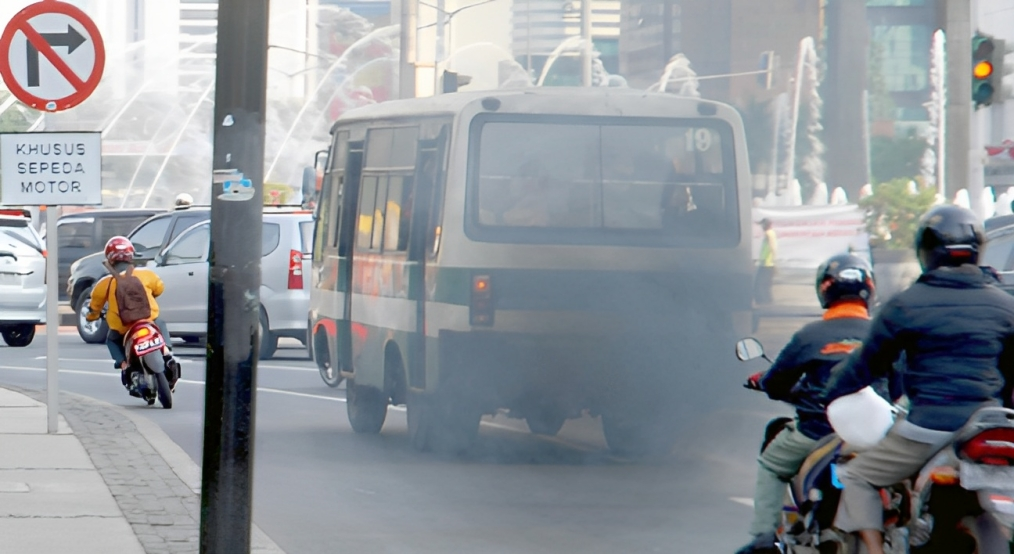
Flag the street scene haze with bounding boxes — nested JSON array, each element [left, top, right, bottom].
[[2, 0, 1014, 553]]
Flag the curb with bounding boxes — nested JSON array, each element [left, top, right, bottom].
[[8, 385, 286, 554], [80, 393, 286, 554]]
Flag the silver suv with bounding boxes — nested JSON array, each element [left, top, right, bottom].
[[147, 208, 313, 359], [0, 209, 47, 347]]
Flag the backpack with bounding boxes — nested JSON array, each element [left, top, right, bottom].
[[109, 265, 152, 325]]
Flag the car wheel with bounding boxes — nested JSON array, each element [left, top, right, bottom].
[[76, 287, 108, 344], [258, 310, 278, 360], [1, 324, 36, 347]]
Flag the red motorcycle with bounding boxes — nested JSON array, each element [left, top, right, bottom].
[[123, 321, 176, 409]]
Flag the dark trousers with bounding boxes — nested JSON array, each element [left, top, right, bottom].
[[754, 266, 775, 305]]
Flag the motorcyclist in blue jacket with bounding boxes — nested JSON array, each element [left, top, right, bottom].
[[824, 205, 1014, 554], [736, 253, 876, 554]]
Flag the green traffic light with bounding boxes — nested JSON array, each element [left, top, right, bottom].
[[974, 81, 995, 106]]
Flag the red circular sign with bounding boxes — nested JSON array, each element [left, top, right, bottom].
[[0, 0, 106, 112]]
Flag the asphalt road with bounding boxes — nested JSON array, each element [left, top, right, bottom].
[[0, 321, 803, 553]]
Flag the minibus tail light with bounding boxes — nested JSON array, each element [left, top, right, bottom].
[[470, 275, 493, 326]]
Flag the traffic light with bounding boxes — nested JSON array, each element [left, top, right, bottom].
[[441, 71, 472, 94], [972, 32, 1004, 108]]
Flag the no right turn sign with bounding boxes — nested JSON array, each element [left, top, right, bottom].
[[0, 1, 106, 112]]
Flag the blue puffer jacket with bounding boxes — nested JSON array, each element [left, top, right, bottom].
[[824, 265, 1014, 432], [760, 302, 872, 440]]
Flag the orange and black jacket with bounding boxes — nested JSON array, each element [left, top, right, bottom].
[[759, 301, 871, 440]]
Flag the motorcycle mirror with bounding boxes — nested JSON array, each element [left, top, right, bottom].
[[736, 337, 765, 362]]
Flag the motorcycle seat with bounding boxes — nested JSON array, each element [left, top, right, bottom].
[[791, 434, 843, 506]]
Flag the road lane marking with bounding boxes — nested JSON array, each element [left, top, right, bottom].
[[257, 387, 344, 402], [255, 365, 317, 373], [0, 365, 626, 458], [730, 497, 754, 507], [36, 357, 316, 373], [0, 366, 342, 401]]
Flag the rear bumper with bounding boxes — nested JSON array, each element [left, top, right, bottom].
[[262, 289, 309, 337], [0, 288, 46, 324], [0, 309, 46, 324]]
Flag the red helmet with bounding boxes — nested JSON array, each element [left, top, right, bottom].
[[104, 236, 135, 263]]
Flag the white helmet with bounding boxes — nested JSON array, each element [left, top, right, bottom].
[[174, 193, 194, 209], [826, 386, 895, 450]]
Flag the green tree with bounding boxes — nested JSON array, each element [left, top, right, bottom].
[[859, 177, 936, 250], [869, 128, 928, 185]]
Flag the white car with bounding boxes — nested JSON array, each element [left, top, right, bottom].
[[148, 208, 314, 359], [0, 209, 47, 347]]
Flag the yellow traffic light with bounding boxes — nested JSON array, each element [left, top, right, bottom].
[[974, 60, 994, 79]]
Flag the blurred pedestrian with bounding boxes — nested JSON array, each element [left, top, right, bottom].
[[755, 218, 777, 305]]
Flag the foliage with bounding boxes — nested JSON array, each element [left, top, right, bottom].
[[0, 93, 33, 133], [858, 178, 937, 250], [870, 129, 929, 185]]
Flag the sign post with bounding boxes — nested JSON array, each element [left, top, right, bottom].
[[0, 132, 103, 433], [0, 1, 105, 435], [45, 205, 59, 432]]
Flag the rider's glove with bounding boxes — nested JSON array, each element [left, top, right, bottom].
[[745, 371, 765, 391], [85, 310, 100, 322]]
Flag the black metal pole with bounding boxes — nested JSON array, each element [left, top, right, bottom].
[[199, 0, 269, 552]]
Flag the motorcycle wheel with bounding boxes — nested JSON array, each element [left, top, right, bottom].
[[154, 373, 173, 409], [142, 351, 173, 409]]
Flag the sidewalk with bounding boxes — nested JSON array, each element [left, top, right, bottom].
[[0, 386, 286, 554]]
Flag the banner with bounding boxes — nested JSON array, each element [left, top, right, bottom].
[[752, 204, 870, 269]]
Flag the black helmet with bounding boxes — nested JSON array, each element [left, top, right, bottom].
[[914, 205, 984, 271], [815, 253, 876, 309]]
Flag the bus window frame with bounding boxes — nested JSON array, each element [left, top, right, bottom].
[[355, 126, 421, 255], [463, 113, 741, 248], [318, 130, 350, 257], [337, 140, 365, 258]]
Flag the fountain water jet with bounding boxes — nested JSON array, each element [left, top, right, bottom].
[[265, 24, 400, 183]]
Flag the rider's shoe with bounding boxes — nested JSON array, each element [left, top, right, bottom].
[[164, 355, 181, 392], [734, 532, 779, 554]]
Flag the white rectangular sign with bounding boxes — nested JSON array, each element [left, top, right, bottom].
[[752, 204, 871, 269], [0, 132, 102, 206]]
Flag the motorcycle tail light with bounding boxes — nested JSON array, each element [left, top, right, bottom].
[[961, 428, 1014, 466], [928, 466, 960, 486]]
